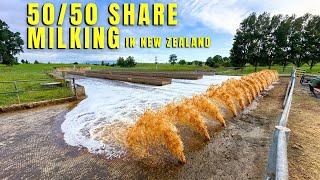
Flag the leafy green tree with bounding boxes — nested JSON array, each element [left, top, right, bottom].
[[117, 56, 136, 67], [21, 59, 25, 64], [245, 13, 261, 71], [34, 60, 40, 64], [230, 35, 247, 68], [232, 13, 320, 70], [169, 54, 177, 65], [288, 15, 308, 67], [213, 55, 223, 66], [230, 13, 261, 70], [255, 12, 271, 67], [205, 57, 215, 67], [187, 61, 193, 65], [0, 20, 23, 65], [274, 15, 294, 71], [178, 59, 186, 65], [116, 57, 125, 67], [304, 15, 320, 69], [230, 13, 258, 68], [264, 15, 282, 68], [206, 55, 224, 67], [125, 56, 137, 67], [222, 57, 232, 67], [101, 61, 105, 66], [193, 60, 203, 66]]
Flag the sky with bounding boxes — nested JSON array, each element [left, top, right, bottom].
[[0, 0, 319, 63]]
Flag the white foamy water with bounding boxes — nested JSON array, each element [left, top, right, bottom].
[[61, 75, 238, 158]]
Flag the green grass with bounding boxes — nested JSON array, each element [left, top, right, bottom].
[[0, 64, 76, 107]]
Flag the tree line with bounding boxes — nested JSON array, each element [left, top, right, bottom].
[[116, 56, 137, 67], [169, 54, 216, 66], [230, 13, 320, 71]]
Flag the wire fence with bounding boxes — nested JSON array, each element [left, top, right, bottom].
[[0, 78, 76, 107], [266, 68, 296, 180]]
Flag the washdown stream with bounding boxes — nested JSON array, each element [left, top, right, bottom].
[[61, 75, 238, 158]]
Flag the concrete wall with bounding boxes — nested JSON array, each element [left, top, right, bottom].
[[0, 97, 77, 113], [94, 70, 204, 80], [68, 71, 172, 86]]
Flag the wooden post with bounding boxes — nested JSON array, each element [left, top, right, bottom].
[[72, 78, 77, 99], [13, 81, 20, 104]]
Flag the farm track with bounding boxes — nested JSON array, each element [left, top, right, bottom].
[[0, 78, 288, 179], [288, 80, 320, 180]]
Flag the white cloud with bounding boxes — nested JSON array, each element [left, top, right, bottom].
[[180, 0, 320, 35], [0, 1, 25, 32], [267, 0, 320, 16]]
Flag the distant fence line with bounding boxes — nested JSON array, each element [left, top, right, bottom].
[[266, 69, 296, 180]]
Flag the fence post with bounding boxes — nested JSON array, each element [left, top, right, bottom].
[[13, 81, 20, 104], [72, 78, 77, 99]]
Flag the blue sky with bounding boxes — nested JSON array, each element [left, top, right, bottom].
[[0, 0, 319, 63]]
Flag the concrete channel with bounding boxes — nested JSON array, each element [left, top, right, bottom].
[[66, 70, 205, 86]]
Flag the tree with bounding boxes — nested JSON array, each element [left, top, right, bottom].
[[274, 15, 294, 71], [116, 57, 125, 67], [231, 13, 320, 71], [205, 57, 215, 67], [21, 59, 25, 64], [125, 56, 137, 67], [25, 60, 29, 64], [288, 15, 308, 67], [73, 62, 78, 65], [178, 59, 186, 65], [255, 12, 271, 68], [0, 20, 24, 65], [34, 60, 40, 64], [222, 57, 231, 67], [206, 55, 224, 67], [169, 54, 177, 65], [101, 61, 105, 66], [304, 15, 320, 69], [230, 35, 247, 68], [193, 60, 203, 66], [264, 15, 282, 69], [245, 13, 261, 71], [187, 61, 193, 65], [230, 13, 258, 68], [117, 56, 136, 67], [213, 55, 223, 66]]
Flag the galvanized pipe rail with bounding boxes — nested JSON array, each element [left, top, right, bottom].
[[266, 69, 296, 180]]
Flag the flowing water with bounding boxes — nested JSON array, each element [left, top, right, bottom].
[[61, 75, 238, 158]]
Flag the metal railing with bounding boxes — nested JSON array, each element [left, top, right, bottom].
[[0, 78, 77, 106], [266, 69, 296, 180]]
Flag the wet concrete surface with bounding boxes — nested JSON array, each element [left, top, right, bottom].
[[0, 79, 287, 179]]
